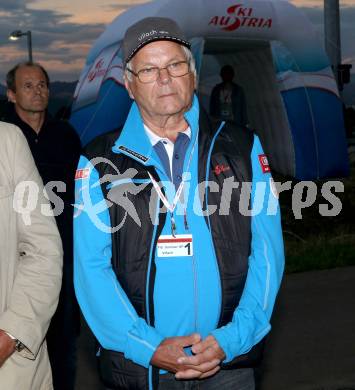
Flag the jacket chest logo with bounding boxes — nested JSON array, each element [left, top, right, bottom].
[[75, 168, 90, 180], [213, 164, 231, 175], [118, 146, 148, 163], [258, 154, 270, 173]]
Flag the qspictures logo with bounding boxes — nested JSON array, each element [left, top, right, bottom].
[[209, 3, 273, 31]]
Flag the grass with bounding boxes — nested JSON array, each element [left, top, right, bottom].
[[284, 233, 355, 273], [277, 160, 355, 274]]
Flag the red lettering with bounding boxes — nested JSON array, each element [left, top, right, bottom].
[[240, 17, 248, 27], [209, 16, 219, 25], [237, 7, 248, 17], [213, 165, 231, 175], [263, 19, 272, 28], [215, 5, 272, 31], [220, 16, 231, 26], [222, 17, 241, 31], [227, 4, 243, 14], [248, 18, 258, 27]]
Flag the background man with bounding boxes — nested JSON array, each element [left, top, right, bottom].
[[0, 121, 62, 389], [210, 64, 248, 127], [2, 62, 81, 390], [74, 17, 284, 390]]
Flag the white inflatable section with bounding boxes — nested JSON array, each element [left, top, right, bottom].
[[71, 0, 348, 179], [86, 0, 326, 72], [277, 67, 339, 96], [73, 42, 122, 107], [198, 37, 294, 175]]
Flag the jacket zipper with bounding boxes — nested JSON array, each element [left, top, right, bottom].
[[204, 122, 225, 328], [112, 146, 161, 390]]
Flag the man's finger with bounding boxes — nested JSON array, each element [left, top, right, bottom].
[[175, 361, 220, 380], [178, 346, 216, 366], [177, 352, 205, 366], [177, 333, 201, 347], [191, 335, 214, 354], [177, 358, 220, 374]]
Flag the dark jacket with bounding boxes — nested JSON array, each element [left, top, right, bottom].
[[81, 110, 263, 389], [210, 82, 248, 127]]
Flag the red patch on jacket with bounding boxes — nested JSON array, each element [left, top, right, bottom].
[[258, 154, 270, 173], [213, 164, 231, 175], [75, 168, 90, 180]]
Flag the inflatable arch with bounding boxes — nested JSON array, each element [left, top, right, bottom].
[[70, 0, 349, 179]]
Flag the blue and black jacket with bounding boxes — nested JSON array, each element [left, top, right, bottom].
[[74, 96, 284, 389]]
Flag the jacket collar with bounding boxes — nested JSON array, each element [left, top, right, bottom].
[[112, 94, 200, 167]]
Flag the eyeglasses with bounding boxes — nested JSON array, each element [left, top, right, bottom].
[[127, 60, 190, 83], [21, 81, 48, 93]]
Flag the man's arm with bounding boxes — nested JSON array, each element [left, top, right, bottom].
[[177, 135, 284, 375], [0, 126, 63, 361], [211, 134, 284, 360], [75, 156, 214, 372], [74, 156, 165, 368]]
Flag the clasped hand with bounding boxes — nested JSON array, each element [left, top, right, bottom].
[[150, 334, 225, 380]]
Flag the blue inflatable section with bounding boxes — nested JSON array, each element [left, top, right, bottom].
[[282, 89, 349, 179], [70, 80, 132, 146]]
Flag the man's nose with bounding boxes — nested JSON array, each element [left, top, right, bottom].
[[33, 85, 44, 94], [157, 67, 171, 84]]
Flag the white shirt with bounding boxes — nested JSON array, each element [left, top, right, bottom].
[[144, 124, 191, 175]]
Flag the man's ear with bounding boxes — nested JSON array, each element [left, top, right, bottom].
[[124, 76, 135, 100], [7, 89, 16, 104]]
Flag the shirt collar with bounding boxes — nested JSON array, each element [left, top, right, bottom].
[[112, 94, 199, 166], [143, 124, 191, 146]]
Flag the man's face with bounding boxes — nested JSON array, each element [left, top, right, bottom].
[[221, 69, 234, 83], [7, 65, 49, 115], [125, 41, 196, 122]]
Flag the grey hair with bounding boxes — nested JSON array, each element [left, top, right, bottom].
[[124, 44, 196, 82], [182, 46, 196, 76], [125, 61, 134, 82]]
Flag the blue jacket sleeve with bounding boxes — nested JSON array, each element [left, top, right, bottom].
[[73, 156, 164, 368], [211, 135, 285, 362]]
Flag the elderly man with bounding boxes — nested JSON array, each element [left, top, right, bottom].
[[74, 17, 284, 390], [0, 121, 62, 389]]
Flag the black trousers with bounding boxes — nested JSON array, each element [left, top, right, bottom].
[[47, 261, 80, 390], [105, 368, 255, 390]]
